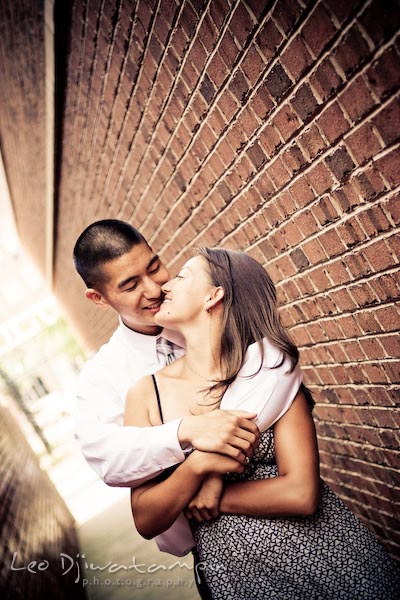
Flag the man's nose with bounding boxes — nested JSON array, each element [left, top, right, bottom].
[[142, 276, 162, 298]]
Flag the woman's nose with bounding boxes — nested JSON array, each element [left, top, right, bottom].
[[161, 278, 173, 294]]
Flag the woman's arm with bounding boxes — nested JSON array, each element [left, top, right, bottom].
[[219, 390, 321, 517], [131, 451, 245, 539]]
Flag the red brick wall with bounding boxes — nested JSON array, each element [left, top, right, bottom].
[[0, 407, 84, 598], [2, 0, 399, 560], [0, 0, 47, 273]]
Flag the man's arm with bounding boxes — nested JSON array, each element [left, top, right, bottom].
[[76, 365, 258, 488]]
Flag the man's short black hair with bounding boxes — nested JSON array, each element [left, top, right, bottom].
[[73, 219, 147, 289]]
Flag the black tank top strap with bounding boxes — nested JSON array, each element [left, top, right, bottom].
[[151, 374, 164, 424]]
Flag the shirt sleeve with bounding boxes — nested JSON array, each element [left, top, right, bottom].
[[74, 363, 186, 488], [221, 339, 303, 432]]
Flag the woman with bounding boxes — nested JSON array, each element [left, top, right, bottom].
[[124, 247, 399, 599]]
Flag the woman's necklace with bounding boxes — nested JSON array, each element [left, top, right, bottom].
[[185, 357, 219, 383]]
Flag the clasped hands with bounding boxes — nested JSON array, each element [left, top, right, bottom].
[[178, 408, 260, 522]]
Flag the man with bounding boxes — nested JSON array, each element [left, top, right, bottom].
[[73, 220, 301, 488]]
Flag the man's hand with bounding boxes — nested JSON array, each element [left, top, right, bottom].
[[178, 409, 259, 463], [185, 474, 224, 522]]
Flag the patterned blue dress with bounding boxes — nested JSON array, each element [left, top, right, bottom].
[[190, 429, 400, 600]]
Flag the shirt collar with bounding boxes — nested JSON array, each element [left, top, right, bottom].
[[117, 318, 185, 350]]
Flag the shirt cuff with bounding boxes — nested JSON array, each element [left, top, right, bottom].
[[154, 418, 186, 469]]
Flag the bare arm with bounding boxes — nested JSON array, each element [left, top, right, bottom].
[[131, 451, 244, 539], [219, 390, 321, 517]]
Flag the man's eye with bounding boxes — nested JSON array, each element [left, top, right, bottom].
[[125, 283, 138, 292], [149, 264, 160, 274]]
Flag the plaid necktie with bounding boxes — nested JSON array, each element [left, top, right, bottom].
[[156, 337, 177, 366]]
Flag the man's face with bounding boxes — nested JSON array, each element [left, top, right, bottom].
[[92, 242, 170, 335]]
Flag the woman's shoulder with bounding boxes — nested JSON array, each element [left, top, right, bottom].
[[125, 375, 158, 426]]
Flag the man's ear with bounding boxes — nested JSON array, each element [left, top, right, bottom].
[[85, 288, 110, 309]]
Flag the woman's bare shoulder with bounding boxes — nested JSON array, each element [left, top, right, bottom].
[[125, 375, 157, 426]]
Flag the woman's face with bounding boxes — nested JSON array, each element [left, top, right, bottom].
[[155, 255, 216, 328]]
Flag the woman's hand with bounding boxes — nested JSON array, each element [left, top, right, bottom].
[[185, 474, 224, 522]]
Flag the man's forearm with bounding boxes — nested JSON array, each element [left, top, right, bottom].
[[76, 418, 186, 487]]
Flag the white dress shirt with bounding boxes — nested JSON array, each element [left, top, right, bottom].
[[75, 321, 302, 489]]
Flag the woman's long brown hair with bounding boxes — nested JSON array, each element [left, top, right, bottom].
[[198, 247, 299, 397]]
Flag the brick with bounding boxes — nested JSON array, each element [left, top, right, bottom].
[[264, 62, 292, 101], [306, 162, 335, 194], [345, 252, 373, 279], [281, 34, 311, 79], [339, 75, 376, 123], [365, 47, 400, 100], [310, 57, 344, 102], [197, 14, 216, 52], [273, 103, 301, 141], [358, 205, 392, 237], [380, 334, 400, 358], [267, 156, 291, 188], [337, 218, 366, 248], [237, 108, 260, 138], [372, 100, 400, 146], [353, 167, 386, 201], [301, 238, 328, 264], [359, 0, 400, 46], [275, 190, 296, 218], [209, 0, 229, 29], [255, 173, 276, 200], [199, 73, 216, 104], [219, 31, 239, 69], [230, 2, 254, 46], [333, 25, 370, 77], [258, 124, 281, 155], [292, 83, 320, 122], [290, 247, 310, 269], [351, 282, 379, 307], [218, 89, 239, 122], [283, 143, 308, 175], [301, 3, 337, 56], [247, 141, 266, 170], [251, 87, 274, 121], [325, 0, 356, 24], [298, 124, 326, 160], [313, 196, 339, 226], [325, 147, 355, 181], [346, 123, 382, 165], [376, 150, 400, 188], [272, 0, 303, 34], [319, 229, 346, 257], [229, 69, 249, 104], [207, 54, 229, 88], [289, 176, 315, 208], [317, 102, 350, 144], [255, 19, 283, 61], [241, 46, 264, 86], [375, 305, 400, 333], [384, 195, 400, 225], [330, 289, 357, 312]]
